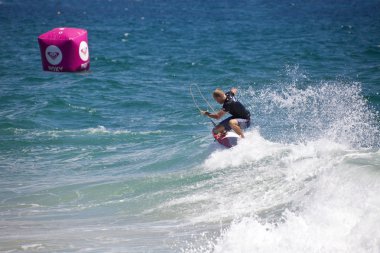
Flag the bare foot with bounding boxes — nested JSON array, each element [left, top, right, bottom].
[[217, 131, 227, 138]]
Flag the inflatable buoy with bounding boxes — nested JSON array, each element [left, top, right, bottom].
[[38, 27, 90, 72]]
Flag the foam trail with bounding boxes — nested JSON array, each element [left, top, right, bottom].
[[210, 152, 380, 253], [182, 137, 380, 253], [181, 75, 380, 253]]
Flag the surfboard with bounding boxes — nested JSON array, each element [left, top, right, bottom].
[[212, 130, 240, 148]]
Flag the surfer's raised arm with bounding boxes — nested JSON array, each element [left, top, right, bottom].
[[230, 87, 237, 95]]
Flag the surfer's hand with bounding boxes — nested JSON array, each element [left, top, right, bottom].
[[201, 111, 210, 116]]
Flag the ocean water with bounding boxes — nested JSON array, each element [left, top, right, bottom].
[[1, 0, 380, 252]]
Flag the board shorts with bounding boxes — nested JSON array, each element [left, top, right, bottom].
[[219, 116, 251, 131]]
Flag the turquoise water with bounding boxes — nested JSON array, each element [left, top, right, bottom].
[[1, 0, 380, 252]]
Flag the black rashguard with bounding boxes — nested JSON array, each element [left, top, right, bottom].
[[222, 91, 251, 120]]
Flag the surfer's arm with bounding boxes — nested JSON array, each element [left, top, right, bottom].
[[230, 87, 237, 95], [202, 110, 225, 120]]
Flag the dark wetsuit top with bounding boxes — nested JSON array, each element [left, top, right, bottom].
[[222, 91, 251, 120]]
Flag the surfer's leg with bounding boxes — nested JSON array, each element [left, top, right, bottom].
[[229, 119, 245, 138], [213, 124, 225, 135], [214, 117, 233, 135], [236, 118, 250, 130]]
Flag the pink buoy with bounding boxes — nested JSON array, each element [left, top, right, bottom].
[[38, 27, 90, 72]]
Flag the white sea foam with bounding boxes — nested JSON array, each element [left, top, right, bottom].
[[12, 126, 167, 138], [180, 130, 380, 252], [207, 151, 380, 253], [182, 79, 380, 252], [21, 243, 44, 250]]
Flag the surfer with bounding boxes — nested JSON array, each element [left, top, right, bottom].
[[202, 88, 250, 138]]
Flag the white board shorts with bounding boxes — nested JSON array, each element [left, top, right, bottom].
[[219, 116, 251, 131]]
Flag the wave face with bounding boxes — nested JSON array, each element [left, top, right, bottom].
[[177, 74, 380, 252], [184, 133, 380, 253]]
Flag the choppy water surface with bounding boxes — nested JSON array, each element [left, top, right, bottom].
[[0, 0, 379, 252]]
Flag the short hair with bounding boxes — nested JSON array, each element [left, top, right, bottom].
[[213, 88, 224, 98]]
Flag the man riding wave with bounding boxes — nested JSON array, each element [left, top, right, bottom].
[[202, 88, 251, 138]]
